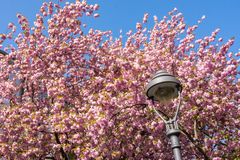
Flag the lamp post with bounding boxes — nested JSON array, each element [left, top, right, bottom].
[[145, 70, 182, 160]]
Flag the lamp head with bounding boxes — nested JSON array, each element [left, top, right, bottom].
[[145, 70, 182, 103]]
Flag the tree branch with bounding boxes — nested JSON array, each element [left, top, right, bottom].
[[54, 132, 69, 160], [194, 119, 198, 139], [179, 126, 210, 160]]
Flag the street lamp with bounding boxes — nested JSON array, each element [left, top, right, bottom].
[[145, 70, 182, 160]]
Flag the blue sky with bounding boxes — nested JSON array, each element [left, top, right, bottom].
[[0, 0, 240, 52]]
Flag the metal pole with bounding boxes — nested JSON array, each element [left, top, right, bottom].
[[152, 108, 183, 160], [166, 120, 182, 160]]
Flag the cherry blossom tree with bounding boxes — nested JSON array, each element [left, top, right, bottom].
[[0, 1, 239, 159]]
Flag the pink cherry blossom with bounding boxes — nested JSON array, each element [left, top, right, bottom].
[[0, 1, 239, 159]]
